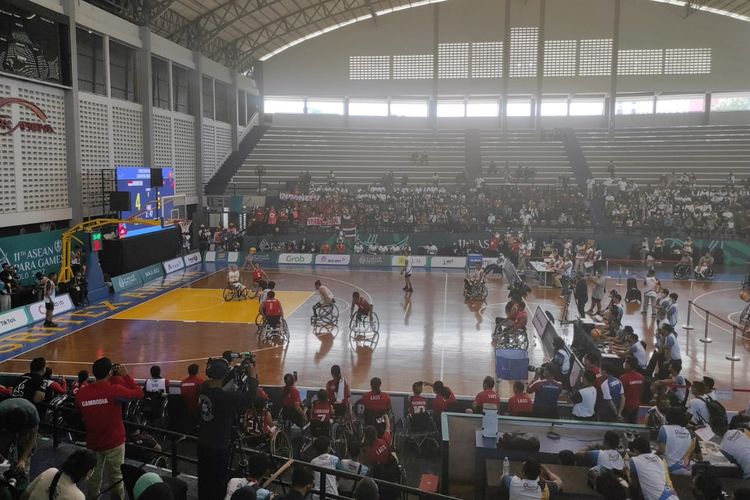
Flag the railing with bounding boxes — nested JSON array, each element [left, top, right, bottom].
[[684, 299, 744, 362], [41, 402, 457, 500]]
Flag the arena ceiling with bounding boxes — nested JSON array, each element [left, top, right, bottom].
[[87, 0, 750, 73]]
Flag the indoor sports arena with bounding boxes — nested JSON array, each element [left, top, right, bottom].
[[1, 0, 750, 498]]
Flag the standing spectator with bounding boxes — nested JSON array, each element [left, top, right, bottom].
[[0, 397, 39, 474], [552, 337, 571, 387], [642, 269, 659, 316], [12, 357, 47, 404], [180, 364, 204, 432], [527, 364, 562, 419], [629, 437, 679, 500], [197, 358, 259, 500], [75, 358, 143, 500], [326, 365, 351, 417], [598, 363, 625, 422], [507, 381, 533, 417], [472, 376, 500, 414], [587, 271, 606, 315], [574, 276, 588, 318], [571, 371, 598, 421], [71, 370, 89, 396], [620, 357, 645, 423], [22, 449, 97, 500], [666, 293, 679, 328]]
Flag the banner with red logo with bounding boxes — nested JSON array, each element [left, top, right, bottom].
[[306, 216, 341, 227]]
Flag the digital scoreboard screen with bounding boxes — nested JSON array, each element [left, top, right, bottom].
[[115, 167, 175, 238]]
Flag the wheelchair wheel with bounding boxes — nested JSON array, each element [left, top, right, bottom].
[[393, 417, 406, 454], [271, 430, 293, 458], [255, 313, 265, 328], [478, 283, 488, 301], [368, 312, 380, 333], [326, 304, 340, 325], [223, 288, 234, 301], [330, 422, 348, 458], [240, 287, 251, 300]]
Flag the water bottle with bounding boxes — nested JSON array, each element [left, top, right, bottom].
[[503, 457, 510, 477]]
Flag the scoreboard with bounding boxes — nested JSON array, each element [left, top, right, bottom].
[[115, 167, 175, 238]]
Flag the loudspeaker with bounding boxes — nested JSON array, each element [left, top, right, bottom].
[[109, 191, 131, 212], [150, 168, 163, 187]]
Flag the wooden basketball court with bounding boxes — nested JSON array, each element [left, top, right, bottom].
[[1, 266, 748, 410]]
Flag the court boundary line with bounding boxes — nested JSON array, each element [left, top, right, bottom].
[[0, 267, 223, 364], [691, 286, 743, 335]]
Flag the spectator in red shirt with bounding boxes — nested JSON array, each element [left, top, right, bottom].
[[507, 381, 534, 416], [472, 376, 500, 414], [363, 415, 393, 466], [424, 381, 456, 417], [619, 356, 645, 424], [408, 382, 428, 415], [281, 372, 307, 428], [361, 377, 392, 424], [0, 384, 10, 397], [75, 358, 143, 500], [326, 365, 350, 416], [320, 242, 331, 254], [71, 370, 89, 396], [180, 363, 204, 431]]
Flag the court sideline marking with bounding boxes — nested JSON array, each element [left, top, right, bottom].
[[440, 272, 448, 380], [691, 286, 743, 335]]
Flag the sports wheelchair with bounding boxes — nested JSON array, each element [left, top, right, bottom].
[[311, 301, 339, 327], [298, 410, 353, 460], [258, 317, 290, 345], [464, 279, 488, 302], [492, 318, 529, 350], [673, 264, 693, 280], [694, 267, 715, 280], [236, 405, 293, 458], [349, 311, 380, 339], [223, 284, 252, 301], [393, 409, 440, 455], [125, 391, 169, 428]]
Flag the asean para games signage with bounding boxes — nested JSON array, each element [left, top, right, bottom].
[[139, 263, 164, 283], [315, 254, 350, 266], [278, 253, 313, 265], [0, 230, 64, 284], [391, 255, 427, 268], [27, 294, 74, 322], [353, 255, 389, 267], [0, 307, 31, 335], [112, 271, 142, 292], [430, 256, 467, 268]]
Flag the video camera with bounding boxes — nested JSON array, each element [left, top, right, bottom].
[[207, 351, 257, 392]]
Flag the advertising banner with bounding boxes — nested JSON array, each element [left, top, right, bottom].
[[306, 216, 341, 227], [391, 255, 427, 268], [430, 256, 467, 268], [280, 192, 320, 202], [227, 252, 240, 263], [278, 253, 313, 265], [482, 257, 499, 267], [467, 254, 483, 267], [138, 263, 164, 283], [0, 307, 31, 335], [163, 257, 185, 274], [249, 252, 277, 265], [0, 230, 64, 284], [353, 255, 389, 267], [27, 294, 74, 322], [315, 254, 351, 266], [112, 271, 143, 292], [183, 252, 202, 267], [204, 251, 216, 263]]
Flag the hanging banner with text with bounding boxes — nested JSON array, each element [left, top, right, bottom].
[[0, 230, 64, 284], [306, 216, 341, 227], [278, 253, 313, 265], [430, 256, 467, 268], [391, 255, 427, 268]]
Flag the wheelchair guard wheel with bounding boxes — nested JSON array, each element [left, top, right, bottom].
[[330, 422, 348, 458], [271, 430, 293, 458], [223, 288, 235, 301]]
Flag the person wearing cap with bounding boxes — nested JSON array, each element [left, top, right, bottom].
[[198, 356, 259, 500], [275, 466, 314, 500], [75, 358, 143, 500]]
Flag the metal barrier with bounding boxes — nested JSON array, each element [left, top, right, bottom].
[[41, 402, 457, 500], [685, 300, 743, 361]]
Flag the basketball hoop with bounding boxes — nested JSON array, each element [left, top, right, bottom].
[[178, 220, 193, 234]]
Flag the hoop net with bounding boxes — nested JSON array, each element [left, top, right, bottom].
[[161, 193, 187, 227], [178, 220, 193, 234]]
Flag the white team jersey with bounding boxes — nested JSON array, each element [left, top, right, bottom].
[[318, 285, 334, 303], [630, 453, 678, 500], [658, 424, 696, 475], [720, 429, 750, 479], [228, 270, 240, 283], [404, 257, 413, 274]]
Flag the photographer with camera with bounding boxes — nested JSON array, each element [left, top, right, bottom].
[[198, 352, 260, 500], [75, 358, 144, 500]]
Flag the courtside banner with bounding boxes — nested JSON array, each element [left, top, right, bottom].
[[27, 294, 74, 322], [278, 253, 313, 265], [482, 257, 499, 267], [391, 255, 427, 268], [163, 257, 185, 274], [430, 256, 467, 268], [139, 264, 164, 283], [183, 252, 202, 267], [204, 251, 216, 262], [227, 251, 240, 263], [467, 254, 483, 267], [315, 254, 350, 266], [112, 271, 143, 292], [353, 255, 389, 267], [0, 307, 31, 335], [250, 252, 276, 265]]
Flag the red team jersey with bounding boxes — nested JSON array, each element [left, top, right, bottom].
[[508, 393, 534, 415], [432, 390, 457, 416], [474, 389, 500, 407], [282, 386, 301, 408], [619, 371, 646, 411], [361, 391, 392, 415], [326, 377, 351, 405], [367, 431, 392, 465], [355, 296, 371, 313], [311, 401, 334, 423], [263, 298, 282, 317], [179, 375, 205, 414], [252, 269, 263, 282], [408, 395, 428, 415]]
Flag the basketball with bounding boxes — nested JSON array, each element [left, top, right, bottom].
[[740, 290, 750, 303]]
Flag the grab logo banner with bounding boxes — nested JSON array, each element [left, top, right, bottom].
[[163, 257, 185, 274], [430, 256, 467, 268], [0, 307, 31, 335], [27, 294, 74, 322], [391, 255, 427, 268], [279, 253, 313, 265], [184, 252, 202, 267], [315, 254, 350, 266]]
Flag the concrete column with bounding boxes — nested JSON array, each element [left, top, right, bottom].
[[534, 0, 546, 137], [138, 26, 154, 167], [192, 52, 205, 204], [431, 3, 440, 127], [62, 0, 82, 223], [607, 0, 621, 137], [704, 92, 711, 125], [230, 72, 239, 151], [500, 0, 511, 136]]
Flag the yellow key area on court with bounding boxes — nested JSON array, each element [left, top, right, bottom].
[[112, 288, 314, 324]]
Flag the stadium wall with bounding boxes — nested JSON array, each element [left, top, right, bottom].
[[0, 0, 260, 230]]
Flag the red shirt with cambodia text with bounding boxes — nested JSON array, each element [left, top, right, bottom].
[[311, 401, 334, 423], [75, 375, 143, 451], [408, 395, 428, 415], [361, 391, 392, 415], [180, 375, 205, 414]]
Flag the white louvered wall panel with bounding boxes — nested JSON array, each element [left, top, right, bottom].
[[79, 94, 110, 215], [174, 115, 196, 196], [215, 122, 232, 166], [112, 104, 143, 166], [0, 83, 14, 213], [202, 122, 216, 184], [17, 87, 67, 211], [153, 112, 173, 168]]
